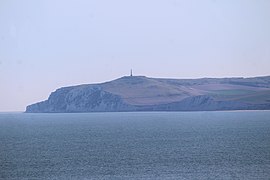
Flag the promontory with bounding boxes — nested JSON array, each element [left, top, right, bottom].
[[26, 75, 270, 113]]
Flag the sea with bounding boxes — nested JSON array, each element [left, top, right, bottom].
[[0, 111, 270, 180]]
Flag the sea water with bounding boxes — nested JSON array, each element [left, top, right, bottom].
[[0, 111, 270, 179]]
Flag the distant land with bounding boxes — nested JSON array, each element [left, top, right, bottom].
[[26, 75, 270, 113]]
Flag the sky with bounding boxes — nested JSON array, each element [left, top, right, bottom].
[[0, 0, 270, 111]]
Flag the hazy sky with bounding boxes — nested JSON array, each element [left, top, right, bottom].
[[1, 0, 270, 111]]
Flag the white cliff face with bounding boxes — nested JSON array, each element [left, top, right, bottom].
[[26, 76, 270, 113], [26, 86, 134, 113]]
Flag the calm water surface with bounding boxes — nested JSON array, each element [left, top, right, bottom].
[[0, 111, 270, 179]]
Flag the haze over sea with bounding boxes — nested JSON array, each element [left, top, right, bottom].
[[1, 111, 270, 179]]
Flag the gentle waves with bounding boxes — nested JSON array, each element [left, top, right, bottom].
[[0, 111, 270, 179]]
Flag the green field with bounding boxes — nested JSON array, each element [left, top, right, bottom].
[[208, 89, 255, 96]]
